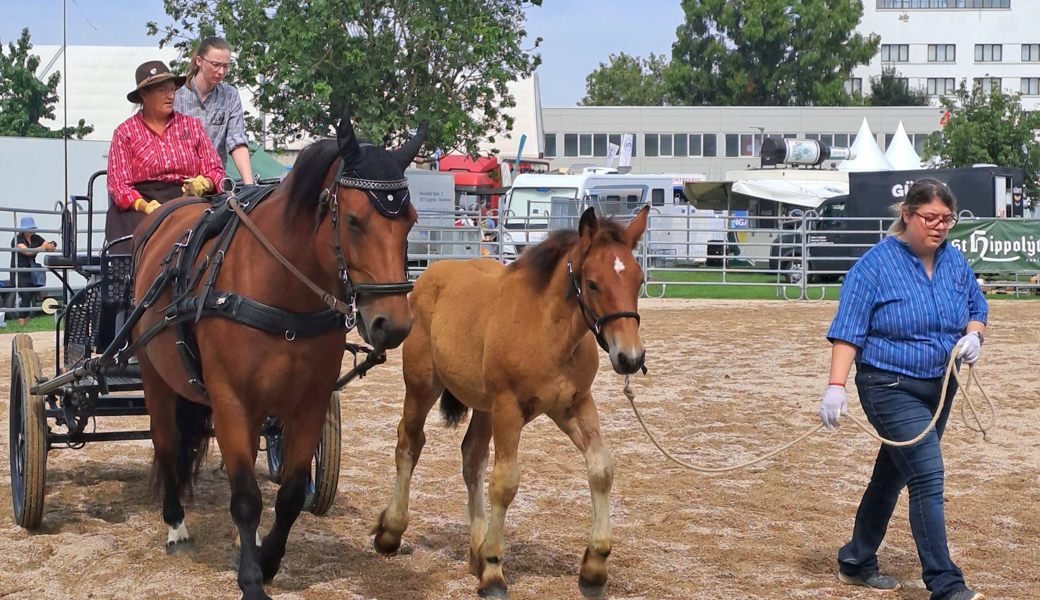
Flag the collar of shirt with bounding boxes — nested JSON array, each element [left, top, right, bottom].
[[133, 110, 179, 138]]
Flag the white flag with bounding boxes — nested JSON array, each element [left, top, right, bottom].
[[604, 143, 620, 167], [619, 134, 634, 167]]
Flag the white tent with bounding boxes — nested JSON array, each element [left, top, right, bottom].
[[884, 121, 923, 170], [838, 117, 894, 172]]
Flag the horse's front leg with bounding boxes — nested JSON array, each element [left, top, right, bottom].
[[258, 398, 328, 583], [550, 393, 613, 598], [477, 401, 524, 599], [212, 399, 269, 600]]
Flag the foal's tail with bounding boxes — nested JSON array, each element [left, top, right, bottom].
[[173, 395, 212, 500], [439, 388, 470, 429]]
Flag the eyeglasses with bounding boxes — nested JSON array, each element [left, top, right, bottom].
[[202, 58, 232, 71], [914, 212, 958, 229], [150, 85, 178, 96]]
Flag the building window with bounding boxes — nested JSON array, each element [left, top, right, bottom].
[[563, 134, 578, 157], [1023, 45, 1040, 62], [660, 134, 673, 156], [928, 44, 956, 62], [914, 135, 926, 156], [974, 77, 1002, 93], [846, 78, 863, 95], [673, 134, 688, 157], [927, 77, 956, 95], [975, 44, 1002, 62], [834, 134, 850, 147], [725, 134, 739, 157], [644, 134, 659, 157], [877, 0, 1010, 8], [608, 133, 621, 149], [688, 134, 703, 157], [1022, 78, 1040, 95], [881, 44, 909, 62], [544, 134, 556, 158], [593, 134, 608, 157], [739, 134, 758, 157], [579, 134, 592, 156], [629, 134, 638, 157], [703, 134, 717, 157]]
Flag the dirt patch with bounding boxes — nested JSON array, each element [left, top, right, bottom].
[[0, 299, 1037, 599]]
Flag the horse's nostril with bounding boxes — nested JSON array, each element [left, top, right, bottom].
[[370, 316, 388, 335]]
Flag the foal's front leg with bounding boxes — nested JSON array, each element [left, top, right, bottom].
[[476, 402, 524, 599], [551, 393, 614, 598]]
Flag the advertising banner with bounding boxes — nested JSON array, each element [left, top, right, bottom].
[[947, 219, 1040, 272]]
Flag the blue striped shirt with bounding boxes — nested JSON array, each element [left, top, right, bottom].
[[827, 236, 988, 379], [173, 80, 249, 165]]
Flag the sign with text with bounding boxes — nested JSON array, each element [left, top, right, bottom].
[[947, 219, 1040, 272]]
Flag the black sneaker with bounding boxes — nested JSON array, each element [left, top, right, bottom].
[[946, 591, 985, 600], [838, 570, 902, 592]]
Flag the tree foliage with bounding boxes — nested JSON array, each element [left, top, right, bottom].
[[580, 52, 670, 106], [866, 66, 930, 106], [149, 0, 542, 157], [0, 28, 94, 139], [924, 82, 1040, 201], [667, 0, 879, 106]]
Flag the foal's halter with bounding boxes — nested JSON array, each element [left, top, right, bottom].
[[566, 261, 645, 373]]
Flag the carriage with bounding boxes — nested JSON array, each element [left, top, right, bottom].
[[8, 170, 342, 530]]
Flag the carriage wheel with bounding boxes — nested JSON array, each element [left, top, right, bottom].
[[305, 391, 341, 516], [9, 346, 47, 529], [11, 333, 33, 358]]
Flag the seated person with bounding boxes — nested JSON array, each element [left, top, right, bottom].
[[10, 216, 57, 326], [106, 60, 225, 253]]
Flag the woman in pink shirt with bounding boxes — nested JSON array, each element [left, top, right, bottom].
[[105, 60, 225, 252]]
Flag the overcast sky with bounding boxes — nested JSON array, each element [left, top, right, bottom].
[[1, 0, 686, 107]]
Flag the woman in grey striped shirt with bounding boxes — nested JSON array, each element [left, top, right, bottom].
[[174, 37, 254, 185]]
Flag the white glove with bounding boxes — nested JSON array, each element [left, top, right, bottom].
[[819, 385, 848, 430], [956, 332, 982, 364]]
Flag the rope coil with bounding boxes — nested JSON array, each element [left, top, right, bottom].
[[624, 344, 996, 474]]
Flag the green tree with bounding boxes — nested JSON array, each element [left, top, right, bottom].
[[0, 28, 94, 139], [149, 0, 542, 157], [924, 81, 1040, 201], [867, 66, 930, 106], [667, 0, 879, 106], [580, 52, 670, 106]]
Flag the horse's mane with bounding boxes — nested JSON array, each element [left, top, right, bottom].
[[283, 139, 340, 223], [508, 218, 627, 291]]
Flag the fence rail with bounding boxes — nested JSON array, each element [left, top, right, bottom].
[[2, 200, 1037, 324]]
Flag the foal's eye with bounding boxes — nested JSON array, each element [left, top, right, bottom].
[[345, 215, 362, 229], [587, 280, 600, 293]]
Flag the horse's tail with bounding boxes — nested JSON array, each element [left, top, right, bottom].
[[173, 395, 213, 500], [439, 388, 470, 429]]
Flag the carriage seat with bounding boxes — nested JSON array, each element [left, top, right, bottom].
[[43, 253, 102, 269]]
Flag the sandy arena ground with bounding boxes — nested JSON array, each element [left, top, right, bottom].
[[0, 298, 1037, 600]]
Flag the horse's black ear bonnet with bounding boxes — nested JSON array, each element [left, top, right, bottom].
[[340, 144, 411, 218]]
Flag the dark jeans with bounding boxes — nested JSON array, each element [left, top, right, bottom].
[[838, 362, 967, 600]]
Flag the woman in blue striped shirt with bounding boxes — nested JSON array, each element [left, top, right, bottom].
[[819, 179, 988, 600]]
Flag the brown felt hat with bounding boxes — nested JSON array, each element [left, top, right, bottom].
[[127, 60, 186, 103]]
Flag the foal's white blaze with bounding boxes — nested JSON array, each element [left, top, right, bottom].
[[168, 521, 190, 545], [613, 256, 625, 276]]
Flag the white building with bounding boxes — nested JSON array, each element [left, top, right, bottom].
[[852, 1, 1040, 109]]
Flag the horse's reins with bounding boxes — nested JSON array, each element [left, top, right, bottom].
[[620, 342, 997, 474]]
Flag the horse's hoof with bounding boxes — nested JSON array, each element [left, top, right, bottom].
[[372, 531, 403, 555], [578, 579, 606, 598], [166, 538, 196, 556], [477, 585, 509, 599], [229, 545, 241, 570]]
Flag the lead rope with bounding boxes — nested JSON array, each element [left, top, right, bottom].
[[622, 342, 997, 474]]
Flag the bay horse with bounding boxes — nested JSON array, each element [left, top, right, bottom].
[[372, 205, 649, 599], [131, 112, 423, 600]]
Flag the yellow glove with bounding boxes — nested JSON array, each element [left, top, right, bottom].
[[182, 176, 214, 197], [132, 198, 162, 215]]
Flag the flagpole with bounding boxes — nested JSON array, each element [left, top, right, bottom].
[[63, 0, 69, 219]]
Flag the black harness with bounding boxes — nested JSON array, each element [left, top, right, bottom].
[[125, 162, 414, 396], [567, 260, 647, 374]]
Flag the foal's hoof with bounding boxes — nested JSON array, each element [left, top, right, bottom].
[[477, 584, 509, 599], [229, 545, 241, 570], [578, 579, 606, 598], [165, 538, 196, 556]]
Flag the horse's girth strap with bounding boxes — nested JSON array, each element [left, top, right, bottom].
[[227, 197, 354, 315]]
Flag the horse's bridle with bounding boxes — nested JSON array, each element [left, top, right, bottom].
[[316, 158, 415, 328], [566, 260, 644, 363]]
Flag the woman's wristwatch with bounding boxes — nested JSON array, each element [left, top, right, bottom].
[[970, 331, 985, 345]]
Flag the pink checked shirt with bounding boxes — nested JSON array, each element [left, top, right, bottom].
[[106, 111, 225, 210]]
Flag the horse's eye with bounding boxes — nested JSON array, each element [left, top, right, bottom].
[[345, 215, 362, 229], [587, 280, 600, 293]]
